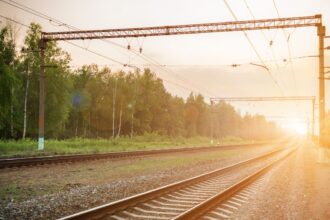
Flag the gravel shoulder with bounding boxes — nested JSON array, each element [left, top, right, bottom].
[[0, 143, 282, 219], [231, 140, 330, 219]]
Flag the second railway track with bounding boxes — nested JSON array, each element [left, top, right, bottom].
[[0, 142, 280, 169], [60, 144, 297, 220]]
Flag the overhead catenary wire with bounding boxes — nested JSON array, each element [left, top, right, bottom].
[[242, 0, 289, 93], [3, 0, 213, 97], [222, 0, 285, 96], [127, 47, 215, 97], [0, 14, 206, 95], [0, 14, 29, 28], [0, 14, 123, 66], [0, 0, 213, 97], [0, 0, 214, 98], [272, 0, 298, 96], [243, 0, 280, 69], [64, 41, 124, 65], [67, 54, 319, 69]]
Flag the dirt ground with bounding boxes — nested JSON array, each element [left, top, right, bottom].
[[231, 140, 330, 219]]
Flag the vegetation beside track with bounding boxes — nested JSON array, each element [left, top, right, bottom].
[[0, 135, 265, 158]]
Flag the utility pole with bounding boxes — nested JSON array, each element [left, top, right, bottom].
[[112, 78, 117, 139], [318, 23, 326, 146], [130, 110, 134, 139], [210, 100, 214, 144], [22, 62, 29, 139], [312, 97, 315, 141], [38, 39, 46, 150]]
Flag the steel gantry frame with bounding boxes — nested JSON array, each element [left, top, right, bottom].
[[37, 14, 326, 150], [42, 15, 321, 40], [210, 96, 316, 138], [210, 96, 316, 102]]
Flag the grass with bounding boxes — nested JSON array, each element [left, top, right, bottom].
[[0, 134, 263, 158]]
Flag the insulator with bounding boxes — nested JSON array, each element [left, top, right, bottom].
[[127, 44, 131, 50], [139, 47, 142, 53]]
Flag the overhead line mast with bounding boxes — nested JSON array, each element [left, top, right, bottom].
[[38, 14, 326, 150]]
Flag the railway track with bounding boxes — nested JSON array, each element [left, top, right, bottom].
[[60, 144, 296, 220], [0, 142, 276, 169]]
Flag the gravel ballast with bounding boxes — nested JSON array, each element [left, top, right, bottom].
[[230, 141, 330, 219], [0, 143, 283, 219]]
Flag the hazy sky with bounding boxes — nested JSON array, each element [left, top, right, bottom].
[[1, 0, 330, 134]]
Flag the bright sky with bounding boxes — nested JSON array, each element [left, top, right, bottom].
[[1, 0, 330, 135]]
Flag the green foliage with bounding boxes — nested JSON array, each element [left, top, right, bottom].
[[21, 23, 73, 137], [0, 22, 282, 144], [0, 23, 73, 138], [0, 25, 20, 138]]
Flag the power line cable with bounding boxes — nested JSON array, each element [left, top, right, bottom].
[[243, 0, 289, 92], [63, 41, 124, 65], [272, 0, 298, 96], [0, 14, 29, 28], [222, 0, 285, 96], [243, 0, 280, 69], [0, 14, 123, 65], [2, 12, 316, 98], [0, 14, 204, 95], [67, 54, 319, 69], [0, 0, 211, 96], [0, 0, 213, 98]]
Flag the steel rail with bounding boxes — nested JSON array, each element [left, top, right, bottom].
[[0, 142, 276, 169], [59, 145, 291, 220], [174, 147, 296, 219]]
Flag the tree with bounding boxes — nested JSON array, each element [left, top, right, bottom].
[[0, 25, 20, 138], [184, 93, 199, 137], [0, 22, 282, 141], [21, 23, 73, 138]]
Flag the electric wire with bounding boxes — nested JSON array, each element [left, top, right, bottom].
[[222, 0, 285, 96], [1, 11, 319, 75], [67, 54, 319, 69], [243, 0, 280, 69], [0, 14, 203, 95], [0, 14, 123, 65], [272, 0, 298, 96], [0, 1, 213, 96], [0, 0, 213, 97], [243, 0, 289, 93], [0, 14, 29, 28], [63, 41, 124, 65], [156, 55, 317, 69]]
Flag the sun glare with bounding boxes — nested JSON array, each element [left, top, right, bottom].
[[281, 121, 307, 135]]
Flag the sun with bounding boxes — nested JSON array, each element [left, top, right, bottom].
[[281, 121, 308, 135]]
